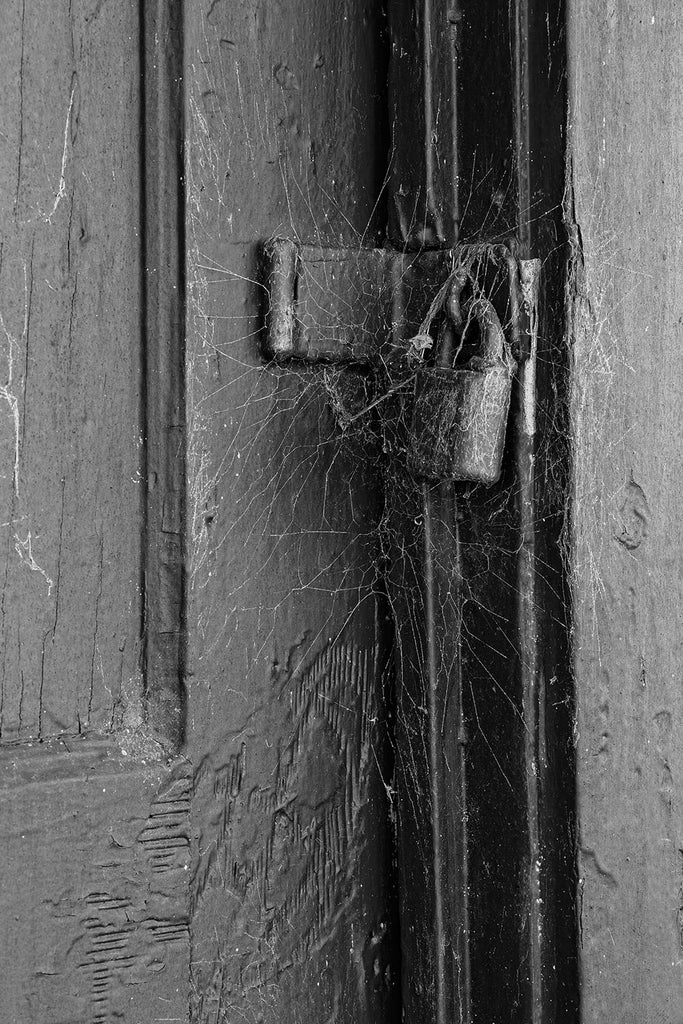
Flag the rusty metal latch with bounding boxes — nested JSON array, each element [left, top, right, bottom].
[[262, 239, 526, 484], [263, 237, 464, 365]]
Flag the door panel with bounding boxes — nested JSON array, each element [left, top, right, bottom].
[[0, 0, 143, 741]]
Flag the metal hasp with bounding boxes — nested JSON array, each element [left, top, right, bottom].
[[263, 237, 462, 365], [262, 239, 521, 486]]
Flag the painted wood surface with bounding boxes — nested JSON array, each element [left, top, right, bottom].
[[183, 2, 397, 1022], [567, 4, 683, 1020], [0, 0, 143, 741]]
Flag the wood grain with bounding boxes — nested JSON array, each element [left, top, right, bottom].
[[568, 4, 683, 1020], [0, 0, 143, 741]]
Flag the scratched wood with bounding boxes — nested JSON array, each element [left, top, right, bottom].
[[0, 739, 190, 1023], [183, 2, 398, 1021], [567, 5, 683, 1020], [0, 0, 143, 740]]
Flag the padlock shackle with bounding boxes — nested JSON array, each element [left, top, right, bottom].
[[460, 295, 508, 367]]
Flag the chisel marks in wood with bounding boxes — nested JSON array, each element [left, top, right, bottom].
[[189, 741, 247, 917], [189, 638, 383, 1019], [75, 766, 191, 1024], [138, 770, 192, 876], [0, 745, 191, 1022]]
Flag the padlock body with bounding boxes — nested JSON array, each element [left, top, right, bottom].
[[407, 364, 512, 484]]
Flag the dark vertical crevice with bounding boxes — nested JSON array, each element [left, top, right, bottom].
[[515, 257, 544, 1024], [513, 7, 544, 1022], [137, 3, 148, 745], [513, 0, 532, 255], [373, 1, 392, 245], [514, 0, 579, 1020], [422, 481, 471, 1024], [139, 0, 186, 754]]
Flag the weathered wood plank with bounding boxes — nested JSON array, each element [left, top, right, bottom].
[[0, 0, 143, 741], [183, 2, 397, 1020], [567, 5, 683, 1020], [0, 739, 190, 1023]]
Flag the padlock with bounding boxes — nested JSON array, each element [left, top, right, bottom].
[[407, 294, 516, 484]]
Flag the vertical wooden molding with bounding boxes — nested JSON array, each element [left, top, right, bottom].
[[389, 1, 577, 1021], [517, 3, 580, 1021], [515, 257, 544, 1024], [388, 0, 459, 248], [140, 0, 185, 753], [421, 482, 471, 1024]]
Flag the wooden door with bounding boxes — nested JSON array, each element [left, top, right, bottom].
[[3, 2, 679, 1023]]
